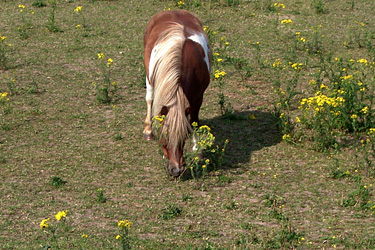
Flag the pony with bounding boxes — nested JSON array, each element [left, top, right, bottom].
[[143, 10, 212, 177]]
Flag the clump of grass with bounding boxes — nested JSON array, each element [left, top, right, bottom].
[[359, 130, 375, 176], [160, 204, 182, 220], [32, 0, 47, 8], [50, 176, 66, 188], [96, 188, 107, 203], [342, 183, 374, 210], [312, 0, 328, 14], [3, 76, 17, 95]]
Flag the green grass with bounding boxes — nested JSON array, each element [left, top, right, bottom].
[[1, 0, 375, 249]]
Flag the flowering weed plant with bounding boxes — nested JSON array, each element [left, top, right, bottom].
[[93, 53, 118, 103]]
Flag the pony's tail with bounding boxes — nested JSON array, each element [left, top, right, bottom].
[[150, 23, 191, 149]]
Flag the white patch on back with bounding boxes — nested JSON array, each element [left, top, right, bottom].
[[188, 33, 210, 72]]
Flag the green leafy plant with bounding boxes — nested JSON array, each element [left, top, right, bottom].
[[50, 176, 66, 188], [161, 204, 182, 220], [185, 123, 228, 179], [96, 188, 107, 203]]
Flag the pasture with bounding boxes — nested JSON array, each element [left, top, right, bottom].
[[1, 0, 375, 249]]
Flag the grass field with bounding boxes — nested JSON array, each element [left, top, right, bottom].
[[1, 0, 375, 249]]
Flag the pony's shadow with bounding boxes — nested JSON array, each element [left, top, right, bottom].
[[201, 111, 282, 169]]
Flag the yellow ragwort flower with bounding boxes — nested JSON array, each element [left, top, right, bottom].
[[40, 218, 50, 229], [107, 58, 113, 67], [97, 53, 105, 60], [74, 6, 82, 12], [55, 210, 68, 221], [281, 19, 293, 24], [118, 220, 133, 229]]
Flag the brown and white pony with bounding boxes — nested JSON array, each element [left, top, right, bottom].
[[143, 10, 211, 177]]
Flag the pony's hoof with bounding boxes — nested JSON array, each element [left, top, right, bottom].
[[143, 133, 153, 141]]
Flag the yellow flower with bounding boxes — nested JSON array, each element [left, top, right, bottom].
[[205, 159, 210, 164], [357, 58, 368, 65], [214, 70, 226, 79], [19, 4, 25, 12], [153, 115, 165, 122], [55, 210, 68, 221], [282, 134, 290, 140], [361, 107, 368, 114], [217, 58, 223, 62], [248, 114, 256, 120], [281, 19, 293, 24], [273, 3, 286, 9], [340, 75, 353, 80], [202, 165, 207, 168], [116, 235, 121, 240], [272, 58, 282, 68], [300, 37, 306, 43], [199, 125, 211, 131], [320, 83, 328, 89], [76, 24, 82, 29], [98, 53, 105, 60], [296, 117, 301, 123], [118, 220, 133, 229], [107, 58, 113, 67], [40, 218, 50, 229], [81, 234, 88, 238], [350, 114, 358, 119], [74, 6, 82, 12]]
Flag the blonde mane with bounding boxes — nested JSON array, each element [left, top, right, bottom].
[[150, 23, 191, 149]]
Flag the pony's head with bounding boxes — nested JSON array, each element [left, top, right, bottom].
[[161, 141, 185, 177], [157, 100, 190, 177]]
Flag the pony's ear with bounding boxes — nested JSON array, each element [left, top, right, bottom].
[[161, 106, 168, 116], [185, 107, 190, 116]]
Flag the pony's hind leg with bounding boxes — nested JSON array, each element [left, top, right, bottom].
[[143, 77, 153, 140]]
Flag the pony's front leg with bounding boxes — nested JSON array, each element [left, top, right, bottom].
[[143, 78, 153, 140]]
